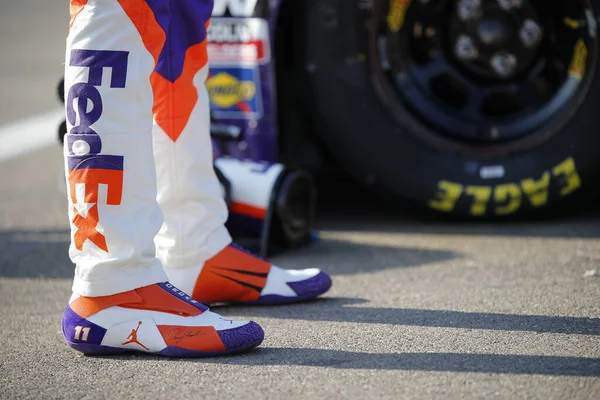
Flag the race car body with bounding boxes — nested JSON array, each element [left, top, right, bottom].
[[208, 2, 278, 162]]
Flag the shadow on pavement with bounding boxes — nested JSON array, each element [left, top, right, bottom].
[[219, 297, 600, 336], [0, 229, 72, 278], [276, 238, 459, 275], [0, 230, 458, 278], [202, 348, 600, 376], [96, 347, 600, 376], [318, 215, 600, 240]]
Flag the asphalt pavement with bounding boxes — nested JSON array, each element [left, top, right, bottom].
[[0, 2, 599, 400]]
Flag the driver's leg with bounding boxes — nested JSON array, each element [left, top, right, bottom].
[[151, 1, 332, 305], [61, 0, 263, 357]]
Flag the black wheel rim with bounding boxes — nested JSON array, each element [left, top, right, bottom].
[[370, 0, 598, 156]]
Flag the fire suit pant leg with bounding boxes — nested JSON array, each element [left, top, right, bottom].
[[151, 0, 232, 273], [65, 0, 169, 296]]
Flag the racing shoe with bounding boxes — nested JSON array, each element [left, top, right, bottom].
[[62, 282, 264, 356], [167, 244, 332, 305]]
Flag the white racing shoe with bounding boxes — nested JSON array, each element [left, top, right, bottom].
[[62, 282, 264, 356], [167, 244, 332, 305]]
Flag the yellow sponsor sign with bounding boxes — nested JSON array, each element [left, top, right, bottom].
[[206, 72, 256, 109], [387, 0, 411, 33]]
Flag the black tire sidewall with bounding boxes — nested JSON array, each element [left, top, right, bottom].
[[304, 0, 600, 218]]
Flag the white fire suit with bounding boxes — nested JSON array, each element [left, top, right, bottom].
[[65, 0, 230, 296]]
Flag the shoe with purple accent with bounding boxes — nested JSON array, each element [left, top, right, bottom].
[[165, 244, 332, 305], [62, 282, 264, 356]]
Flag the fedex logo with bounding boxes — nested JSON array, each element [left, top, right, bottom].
[[212, 0, 258, 16], [66, 49, 128, 252]]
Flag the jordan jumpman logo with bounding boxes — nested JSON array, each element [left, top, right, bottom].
[[122, 321, 149, 350]]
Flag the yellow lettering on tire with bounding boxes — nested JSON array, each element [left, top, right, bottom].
[[429, 156, 580, 216], [568, 39, 588, 80], [494, 184, 521, 215], [465, 186, 492, 216], [429, 181, 463, 212], [552, 157, 581, 197], [387, 0, 412, 33], [521, 172, 550, 207]]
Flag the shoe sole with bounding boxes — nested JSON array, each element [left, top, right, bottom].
[[64, 321, 264, 357], [246, 271, 333, 305]]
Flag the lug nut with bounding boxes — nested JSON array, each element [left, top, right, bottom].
[[455, 35, 479, 61], [497, 0, 522, 10], [490, 52, 517, 77], [520, 19, 543, 48], [457, 0, 481, 21]]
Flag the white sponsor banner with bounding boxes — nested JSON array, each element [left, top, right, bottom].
[[208, 18, 270, 65]]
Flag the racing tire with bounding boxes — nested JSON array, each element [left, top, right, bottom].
[[303, 0, 600, 219]]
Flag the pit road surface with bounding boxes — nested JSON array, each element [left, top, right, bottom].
[[0, 2, 599, 399]]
